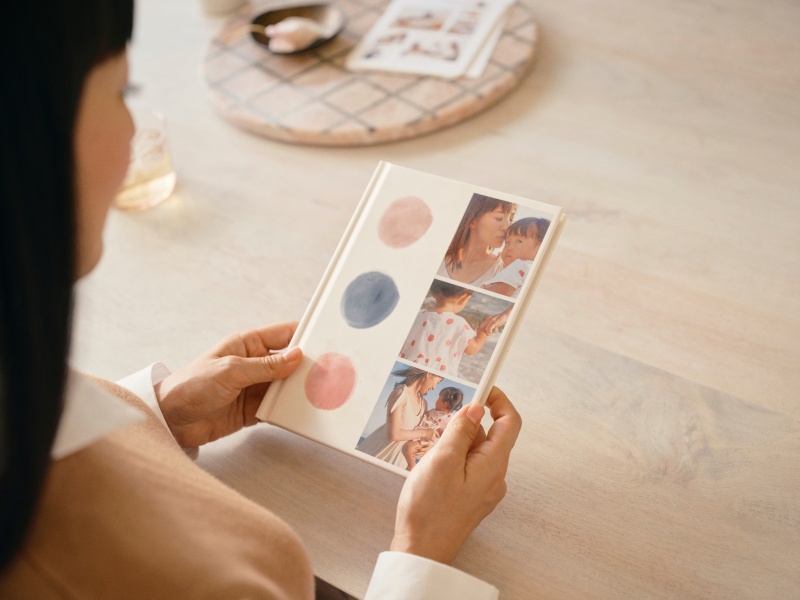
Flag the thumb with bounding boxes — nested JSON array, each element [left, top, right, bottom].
[[435, 403, 485, 462], [229, 346, 303, 388]]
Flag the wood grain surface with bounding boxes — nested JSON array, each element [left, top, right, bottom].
[[72, 0, 800, 597]]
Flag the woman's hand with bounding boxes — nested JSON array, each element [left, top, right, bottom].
[[417, 428, 435, 441], [155, 322, 303, 448], [478, 307, 512, 337], [391, 387, 521, 564]]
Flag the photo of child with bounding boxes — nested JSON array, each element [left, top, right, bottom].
[[399, 279, 512, 384], [482, 216, 551, 298], [401, 386, 463, 471]]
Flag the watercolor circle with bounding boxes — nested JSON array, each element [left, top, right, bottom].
[[341, 271, 399, 329], [378, 196, 433, 248], [304, 352, 357, 410]]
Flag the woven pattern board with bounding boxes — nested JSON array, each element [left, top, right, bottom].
[[203, 0, 537, 146]]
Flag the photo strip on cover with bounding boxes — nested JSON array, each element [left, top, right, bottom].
[[355, 192, 552, 471]]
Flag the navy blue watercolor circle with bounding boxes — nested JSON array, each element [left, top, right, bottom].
[[341, 271, 400, 329]]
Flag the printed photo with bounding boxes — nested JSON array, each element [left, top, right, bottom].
[[398, 279, 512, 384], [346, 0, 517, 79], [362, 32, 407, 60], [403, 40, 460, 62], [356, 363, 476, 471], [448, 9, 482, 35], [437, 193, 552, 298], [391, 8, 450, 31]]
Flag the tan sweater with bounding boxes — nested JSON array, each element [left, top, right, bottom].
[[0, 378, 314, 599]]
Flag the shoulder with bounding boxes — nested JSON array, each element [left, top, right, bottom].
[[388, 384, 409, 410], [506, 259, 531, 272], [2, 390, 314, 599]]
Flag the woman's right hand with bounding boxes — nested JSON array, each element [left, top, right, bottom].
[[390, 388, 521, 565]]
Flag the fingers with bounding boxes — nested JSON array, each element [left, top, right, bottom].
[[250, 321, 299, 352], [225, 346, 304, 389], [433, 403, 485, 466], [211, 322, 299, 358], [468, 424, 487, 453], [473, 387, 521, 472], [485, 387, 522, 450]]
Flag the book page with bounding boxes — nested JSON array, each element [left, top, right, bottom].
[[258, 162, 564, 475]]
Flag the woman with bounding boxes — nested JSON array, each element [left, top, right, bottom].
[[357, 368, 442, 469], [0, 1, 521, 597], [439, 193, 517, 286]]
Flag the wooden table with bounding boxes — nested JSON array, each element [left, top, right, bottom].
[[73, 0, 800, 597]]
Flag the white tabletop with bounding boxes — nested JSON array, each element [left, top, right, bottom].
[[72, 0, 800, 597]]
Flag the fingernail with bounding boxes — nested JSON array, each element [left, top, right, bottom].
[[465, 403, 484, 425], [282, 347, 302, 361]]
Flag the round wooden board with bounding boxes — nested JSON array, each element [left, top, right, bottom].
[[202, 1, 537, 146]]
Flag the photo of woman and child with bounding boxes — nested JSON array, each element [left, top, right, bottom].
[[357, 191, 552, 472], [399, 279, 511, 383], [438, 193, 551, 298], [356, 365, 473, 471]]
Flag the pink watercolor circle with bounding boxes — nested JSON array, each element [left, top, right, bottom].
[[378, 196, 433, 248], [304, 352, 357, 410]]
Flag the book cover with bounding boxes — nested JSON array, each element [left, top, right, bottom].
[[257, 162, 566, 476]]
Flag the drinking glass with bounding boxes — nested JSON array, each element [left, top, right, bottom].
[[114, 108, 176, 211]]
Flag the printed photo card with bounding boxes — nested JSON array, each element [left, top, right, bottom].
[[257, 162, 566, 476], [346, 0, 516, 79]]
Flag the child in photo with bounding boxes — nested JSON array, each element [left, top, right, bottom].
[[399, 280, 507, 377], [402, 386, 464, 471], [482, 217, 550, 298]]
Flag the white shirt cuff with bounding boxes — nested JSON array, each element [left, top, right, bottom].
[[116, 363, 200, 459], [364, 552, 499, 600], [116, 362, 172, 431]]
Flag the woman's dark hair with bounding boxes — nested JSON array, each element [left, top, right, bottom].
[[445, 194, 517, 271], [0, 0, 133, 568]]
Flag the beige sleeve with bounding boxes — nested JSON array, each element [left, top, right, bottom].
[[0, 379, 314, 600]]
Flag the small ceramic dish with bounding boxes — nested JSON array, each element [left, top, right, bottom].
[[249, 4, 346, 54]]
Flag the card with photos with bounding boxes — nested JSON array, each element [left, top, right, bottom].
[[346, 0, 516, 79], [256, 162, 566, 476]]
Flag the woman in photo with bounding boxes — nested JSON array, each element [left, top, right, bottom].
[[438, 193, 517, 286], [357, 367, 443, 469]]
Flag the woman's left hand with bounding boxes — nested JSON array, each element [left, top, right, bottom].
[[155, 322, 303, 448]]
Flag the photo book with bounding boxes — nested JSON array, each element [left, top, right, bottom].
[[256, 162, 566, 476], [346, 0, 516, 79]]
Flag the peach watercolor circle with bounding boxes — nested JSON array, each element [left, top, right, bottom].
[[378, 196, 433, 248], [304, 352, 357, 410]]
